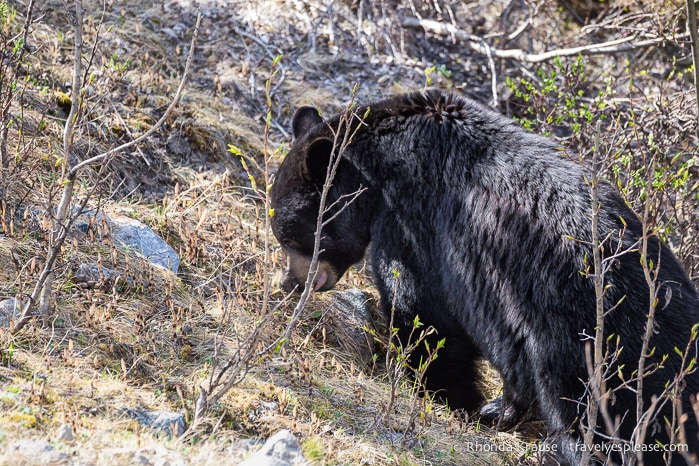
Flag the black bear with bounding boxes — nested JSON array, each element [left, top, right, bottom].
[[270, 90, 699, 465]]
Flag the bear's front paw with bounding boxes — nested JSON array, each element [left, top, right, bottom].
[[478, 397, 531, 431]]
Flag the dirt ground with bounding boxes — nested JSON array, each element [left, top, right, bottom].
[[0, 0, 697, 464]]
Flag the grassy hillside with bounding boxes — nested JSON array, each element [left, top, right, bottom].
[[0, 0, 697, 464]]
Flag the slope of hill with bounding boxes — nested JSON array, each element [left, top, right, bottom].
[[0, 0, 697, 464]]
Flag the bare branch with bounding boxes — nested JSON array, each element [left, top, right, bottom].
[[582, 124, 611, 464], [281, 97, 367, 343], [61, 0, 83, 168], [1, 0, 36, 169], [686, 0, 699, 141], [401, 16, 686, 63], [321, 186, 368, 227], [70, 10, 201, 176], [189, 55, 289, 427], [11, 7, 202, 335]]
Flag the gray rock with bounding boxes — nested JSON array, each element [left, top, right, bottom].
[[324, 289, 377, 366], [55, 423, 74, 443], [334, 289, 373, 323], [70, 209, 108, 236], [109, 216, 180, 273], [73, 210, 180, 273], [73, 262, 137, 289], [99, 448, 151, 465], [75, 263, 119, 281], [121, 409, 186, 438], [5, 438, 70, 465], [0, 390, 20, 403], [259, 401, 279, 413], [0, 298, 22, 327], [239, 429, 309, 466]]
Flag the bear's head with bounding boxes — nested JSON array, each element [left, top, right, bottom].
[[270, 106, 372, 292]]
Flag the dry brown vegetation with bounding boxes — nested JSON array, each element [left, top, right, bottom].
[[0, 0, 697, 465]]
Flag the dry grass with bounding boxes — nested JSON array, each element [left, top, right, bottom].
[[0, 0, 697, 465]]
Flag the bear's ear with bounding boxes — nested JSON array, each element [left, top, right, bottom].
[[292, 106, 323, 140], [304, 138, 335, 183]]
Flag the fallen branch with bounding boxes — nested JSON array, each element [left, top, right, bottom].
[[401, 16, 687, 63]]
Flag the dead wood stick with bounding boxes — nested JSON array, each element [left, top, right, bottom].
[[401, 16, 686, 64]]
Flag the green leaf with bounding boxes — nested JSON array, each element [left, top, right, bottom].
[[413, 315, 423, 328], [228, 144, 242, 156]]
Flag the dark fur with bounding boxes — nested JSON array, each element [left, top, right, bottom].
[[270, 91, 699, 465]]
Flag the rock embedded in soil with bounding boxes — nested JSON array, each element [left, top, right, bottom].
[[54, 423, 75, 443], [121, 408, 187, 438], [0, 298, 21, 327], [108, 215, 180, 273], [323, 289, 378, 367], [5, 438, 71, 465], [73, 210, 180, 273], [238, 429, 309, 466]]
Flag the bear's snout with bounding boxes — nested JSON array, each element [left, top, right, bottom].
[[280, 248, 338, 293], [280, 268, 302, 292]]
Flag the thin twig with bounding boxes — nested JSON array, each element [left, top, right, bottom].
[[582, 123, 605, 465], [635, 155, 662, 463], [71, 11, 201, 176], [189, 55, 289, 427], [685, 0, 699, 141], [61, 0, 83, 172], [1, 0, 36, 169], [281, 100, 366, 343]]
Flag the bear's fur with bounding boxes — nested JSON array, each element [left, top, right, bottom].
[[270, 91, 699, 465]]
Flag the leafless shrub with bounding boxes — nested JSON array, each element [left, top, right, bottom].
[[8, 2, 200, 335]]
